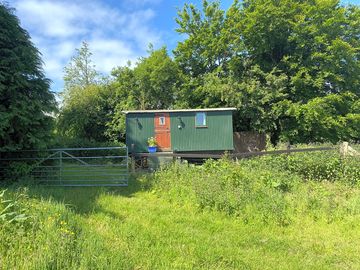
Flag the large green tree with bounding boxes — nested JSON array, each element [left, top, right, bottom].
[[174, 0, 360, 144], [174, 1, 242, 77], [134, 47, 182, 110], [240, 0, 360, 100], [240, 0, 360, 143], [0, 4, 56, 150]]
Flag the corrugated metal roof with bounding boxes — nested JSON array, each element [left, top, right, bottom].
[[122, 108, 237, 114]]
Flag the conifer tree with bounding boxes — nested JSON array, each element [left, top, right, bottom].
[[0, 4, 56, 150]]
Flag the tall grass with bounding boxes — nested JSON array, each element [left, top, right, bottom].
[[1, 150, 360, 269], [145, 151, 360, 225]]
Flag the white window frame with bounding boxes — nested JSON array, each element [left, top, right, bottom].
[[195, 112, 207, 127]]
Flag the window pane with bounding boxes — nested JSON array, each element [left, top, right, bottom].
[[159, 116, 165, 125], [195, 112, 206, 126]]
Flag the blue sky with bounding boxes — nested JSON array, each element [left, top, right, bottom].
[[11, 0, 360, 93]]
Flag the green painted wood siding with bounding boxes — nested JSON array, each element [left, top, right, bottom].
[[126, 113, 154, 152], [170, 111, 234, 152]]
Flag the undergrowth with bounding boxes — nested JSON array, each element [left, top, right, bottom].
[[1, 150, 360, 269], [144, 151, 360, 226]]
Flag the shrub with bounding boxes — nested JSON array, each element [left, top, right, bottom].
[[1, 162, 33, 182], [147, 159, 297, 225], [49, 136, 124, 149], [242, 151, 360, 184], [144, 150, 360, 225]]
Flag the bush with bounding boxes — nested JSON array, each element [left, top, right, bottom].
[[147, 159, 297, 225], [50, 136, 124, 149], [242, 150, 360, 184], [144, 150, 360, 226], [1, 162, 33, 182]]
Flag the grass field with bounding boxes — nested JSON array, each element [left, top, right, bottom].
[[1, 150, 360, 269]]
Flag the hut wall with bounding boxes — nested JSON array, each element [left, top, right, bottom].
[[170, 111, 234, 152]]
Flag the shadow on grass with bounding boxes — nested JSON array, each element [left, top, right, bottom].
[[4, 174, 151, 215]]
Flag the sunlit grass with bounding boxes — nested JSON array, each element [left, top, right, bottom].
[[1, 182, 360, 269], [1, 151, 360, 269]]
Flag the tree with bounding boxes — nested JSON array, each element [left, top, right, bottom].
[[174, 0, 360, 144], [106, 64, 137, 141], [240, 0, 360, 101], [58, 42, 108, 142], [57, 84, 113, 142], [240, 0, 360, 142], [173, 0, 244, 108], [174, 0, 243, 77], [63, 41, 99, 94], [107, 48, 183, 139], [134, 47, 182, 109], [0, 4, 56, 150], [283, 92, 360, 143]]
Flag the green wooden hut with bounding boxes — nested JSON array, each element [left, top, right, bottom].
[[123, 108, 236, 153]]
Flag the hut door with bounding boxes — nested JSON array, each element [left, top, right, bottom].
[[154, 113, 171, 151]]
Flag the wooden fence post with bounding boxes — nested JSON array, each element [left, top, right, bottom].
[[340, 142, 348, 158]]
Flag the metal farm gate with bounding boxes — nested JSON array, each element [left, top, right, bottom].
[[0, 147, 129, 186]]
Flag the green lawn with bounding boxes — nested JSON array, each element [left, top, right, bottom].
[[1, 151, 360, 269]]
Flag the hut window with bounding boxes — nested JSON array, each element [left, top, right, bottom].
[[195, 112, 207, 127], [159, 116, 165, 125]]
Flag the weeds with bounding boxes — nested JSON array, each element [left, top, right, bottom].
[[1, 150, 360, 269], [146, 152, 360, 226], [0, 189, 30, 225]]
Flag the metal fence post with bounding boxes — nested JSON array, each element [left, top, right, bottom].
[[126, 146, 129, 184], [131, 144, 135, 173], [59, 151, 62, 184]]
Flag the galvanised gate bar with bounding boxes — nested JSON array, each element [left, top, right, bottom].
[[0, 147, 129, 186]]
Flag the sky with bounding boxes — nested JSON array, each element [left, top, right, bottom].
[[9, 0, 360, 93]]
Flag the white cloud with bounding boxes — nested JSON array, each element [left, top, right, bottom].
[[90, 39, 137, 72], [13, 0, 162, 91], [122, 9, 160, 48], [15, 0, 87, 38]]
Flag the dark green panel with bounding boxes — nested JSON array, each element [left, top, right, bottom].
[[126, 113, 154, 153], [170, 111, 234, 152]]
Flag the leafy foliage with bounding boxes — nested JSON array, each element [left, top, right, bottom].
[[0, 4, 56, 150], [283, 92, 360, 143], [174, 0, 241, 77], [173, 0, 360, 144], [0, 189, 30, 225], [57, 84, 114, 142], [147, 137, 157, 147], [147, 150, 360, 225], [244, 151, 360, 184], [63, 41, 99, 94], [112, 47, 182, 110], [58, 42, 112, 142]]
